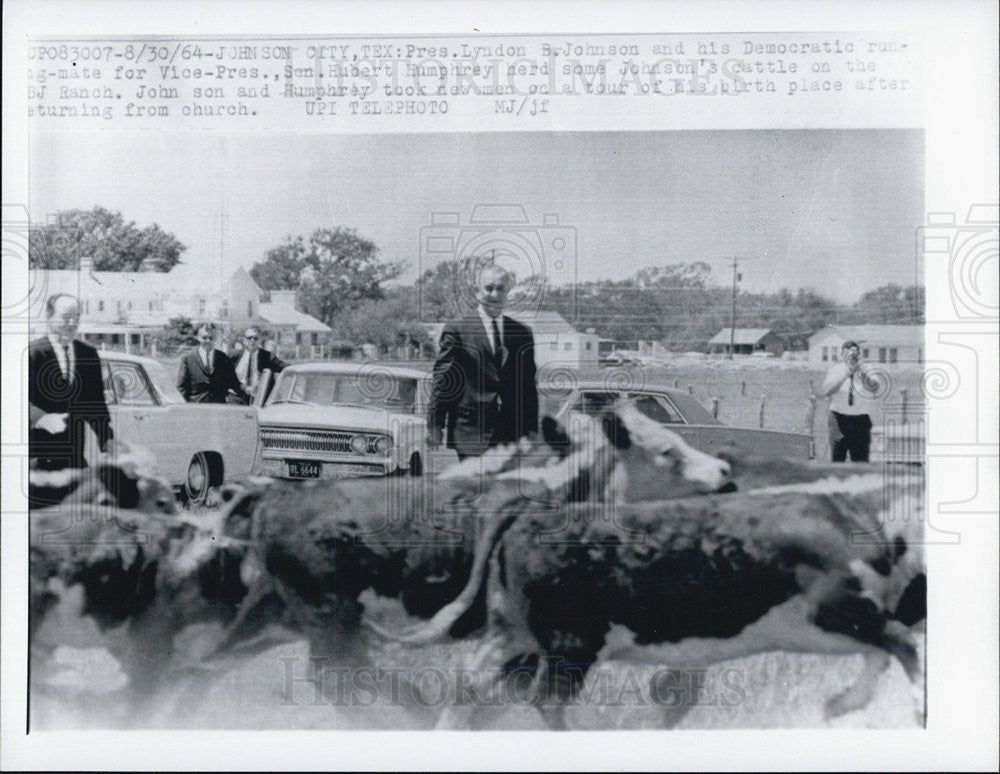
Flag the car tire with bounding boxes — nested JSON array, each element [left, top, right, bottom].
[[409, 452, 423, 477], [183, 451, 212, 506]]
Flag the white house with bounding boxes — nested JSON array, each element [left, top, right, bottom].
[[32, 261, 327, 354], [258, 289, 333, 357], [808, 325, 924, 365], [528, 311, 600, 369], [708, 328, 786, 356]]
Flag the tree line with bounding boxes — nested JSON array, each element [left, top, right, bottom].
[[30, 207, 924, 352]]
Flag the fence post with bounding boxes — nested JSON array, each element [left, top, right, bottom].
[[805, 392, 817, 453], [687, 385, 694, 396], [741, 380, 746, 397], [711, 396, 719, 419], [673, 378, 680, 389], [759, 395, 766, 428], [901, 387, 909, 426]]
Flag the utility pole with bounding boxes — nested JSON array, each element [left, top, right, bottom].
[[728, 256, 742, 360]]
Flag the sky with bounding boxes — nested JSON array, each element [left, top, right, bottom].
[[30, 129, 923, 303]]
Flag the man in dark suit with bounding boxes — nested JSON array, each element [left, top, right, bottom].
[[29, 293, 114, 472], [176, 323, 246, 403], [229, 326, 287, 404], [428, 264, 538, 459]]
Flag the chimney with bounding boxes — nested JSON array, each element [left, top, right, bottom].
[[270, 289, 297, 311]]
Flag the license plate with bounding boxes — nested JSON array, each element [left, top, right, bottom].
[[286, 460, 321, 478]]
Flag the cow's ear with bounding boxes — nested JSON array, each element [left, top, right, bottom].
[[541, 415, 571, 457], [96, 464, 140, 509], [602, 412, 631, 450]]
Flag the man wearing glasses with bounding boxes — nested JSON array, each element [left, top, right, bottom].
[[229, 326, 287, 404], [177, 322, 246, 403]]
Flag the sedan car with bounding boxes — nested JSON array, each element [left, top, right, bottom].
[[255, 363, 431, 480], [543, 379, 814, 460], [98, 352, 260, 503]]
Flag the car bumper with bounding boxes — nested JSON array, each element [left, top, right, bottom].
[[260, 456, 391, 479]]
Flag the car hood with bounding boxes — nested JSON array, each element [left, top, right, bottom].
[[259, 403, 425, 432]]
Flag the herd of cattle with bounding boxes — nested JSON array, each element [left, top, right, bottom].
[[28, 403, 926, 730]]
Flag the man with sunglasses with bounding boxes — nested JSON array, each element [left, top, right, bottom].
[[177, 322, 246, 403], [229, 326, 287, 404]]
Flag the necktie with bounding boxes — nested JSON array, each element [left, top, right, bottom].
[[248, 352, 257, 387], [62, 343, 72, 382], [490, 319, 502, 361], [204, 349, 213, 373], [848, 372, 854, 407]]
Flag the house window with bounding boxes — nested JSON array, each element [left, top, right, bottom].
[[83, 301, 90, 314], [585, 342, 592, 351], [563, 342, 572, 351], [862, 348, 870, 359], [98, 300, 105, 312], [247, 301, 254, 317], [296, 333, 303, 345], [549, 342, 558, 351], [889, 348, 898, 364], [127, 301, 133, 311], [918, 348, 923, 364], [220, 301, 229, 318], [821, 347, 828, 362], [198, 298, 206, 315], [311, 332, 319, 345], [148, 301, 154, 311], [878, 347, 887, 363], [116, 300, 123, 312]]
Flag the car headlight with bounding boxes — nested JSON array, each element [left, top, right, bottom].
[[373, 436, 392, 455], [350, 435, 368, 454]]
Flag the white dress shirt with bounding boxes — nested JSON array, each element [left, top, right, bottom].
[[236, 349, 258, 387], [477, 306, 504, 354], [47, 334, 74, 382]]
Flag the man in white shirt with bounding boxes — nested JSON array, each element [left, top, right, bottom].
[[176, 323, 245, 403], [428, 264, 539, 459], [820, 340, 876, 462], [229, 326, 287, 404], [28, 293, 114, 473]]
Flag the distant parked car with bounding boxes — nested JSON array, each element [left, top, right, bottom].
[[255, 363, 431, 480], [98, 352, 260, 503], [543, 379, 814, 460]]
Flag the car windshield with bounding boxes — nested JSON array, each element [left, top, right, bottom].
[[267, 371, 419, 413]]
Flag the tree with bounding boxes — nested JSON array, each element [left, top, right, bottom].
[[250, 228, 405, 326], [29, 206, 186, 272], [331, 287, 433, 351], [156, 316, 199, 349], [845, 283, 925, 324]]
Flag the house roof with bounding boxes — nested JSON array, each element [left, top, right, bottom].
[[258, 303, 332, 332], [808, 325, 924, 347], [525, 310, 584, 336], [708, 328, 775, 345]]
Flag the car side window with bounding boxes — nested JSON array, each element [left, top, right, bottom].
[[628, 393, 684, 424], [571, 391, 621, 415], [101, 361, 117, 405], [108, 362, 157, 406]]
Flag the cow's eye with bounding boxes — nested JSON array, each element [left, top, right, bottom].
[[658, 446, 681, 468]]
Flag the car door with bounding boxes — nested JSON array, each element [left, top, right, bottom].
[[105, 359, 185, 484]]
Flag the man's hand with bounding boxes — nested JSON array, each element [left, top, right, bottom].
[[35, 412, 68, 434]]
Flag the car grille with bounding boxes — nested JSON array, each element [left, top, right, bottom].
[[261, 428, 357, 454]]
